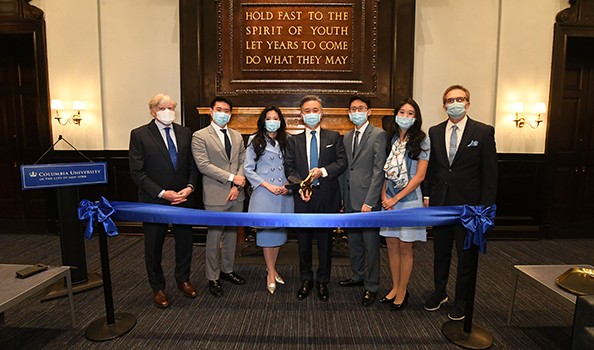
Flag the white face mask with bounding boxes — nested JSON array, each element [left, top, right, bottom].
[[156, 109, 175, 125]]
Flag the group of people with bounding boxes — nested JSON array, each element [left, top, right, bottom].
[[128, 85, 497, 322]]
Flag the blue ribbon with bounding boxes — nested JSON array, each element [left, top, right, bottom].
[[460, 205, 496, 254], [77, 199, 496, 253], [108, 201, 461, 228], [78, 197, 119, 239]]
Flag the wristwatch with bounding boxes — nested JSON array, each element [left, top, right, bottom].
[[234, 184, 243, 192]]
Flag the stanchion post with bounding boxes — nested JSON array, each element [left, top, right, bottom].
[[98, 227, 115, 325], [84, 221, 136, 341], [441, 245, 494, 349]]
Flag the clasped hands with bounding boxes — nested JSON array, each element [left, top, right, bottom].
[[163, 187, 193, 205], [381, 196, 399, 210]]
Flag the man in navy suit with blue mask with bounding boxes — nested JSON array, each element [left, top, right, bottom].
[[422, 85, 497, 321], [285, 95, 347, 302], [129, 93, 198, 308]]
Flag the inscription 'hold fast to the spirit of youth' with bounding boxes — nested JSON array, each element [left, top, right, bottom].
[[242, 5, 354, 71]]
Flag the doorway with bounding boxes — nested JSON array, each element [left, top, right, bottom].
[[0, 34, 51, 234], [546, 35, 594, 237]]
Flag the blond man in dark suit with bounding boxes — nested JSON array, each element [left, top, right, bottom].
[[129, 93, 198, 308]]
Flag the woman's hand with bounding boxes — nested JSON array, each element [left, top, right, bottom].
[[381, 197, 398, 210]]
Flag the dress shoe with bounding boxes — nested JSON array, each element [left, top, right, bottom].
[[266, 269, 285, 285], [178, 281, 197, 298], [220, 271, 246, 285], [379, 294, 396, 304], [339, 279, 364, 287], [208, 280, 223, 297], [390, 290, 409, 311], [297, 280, 312, 300], [267, 282, 276, 295], [317, 283, 329, 302], [361, 290, 377, 306], [275, 274, 285, 285], [153, 290, 169, 308]]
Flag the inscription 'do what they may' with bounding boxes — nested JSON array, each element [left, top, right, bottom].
[[242, 6, 354, 71]]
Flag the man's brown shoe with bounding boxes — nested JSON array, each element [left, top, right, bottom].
[[178, 281, 197, 298], [153, 290, 169, 308]]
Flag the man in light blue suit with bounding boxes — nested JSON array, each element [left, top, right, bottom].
[[340, 96, 387, 306]]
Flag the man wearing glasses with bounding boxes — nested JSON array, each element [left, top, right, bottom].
[[339, 96, 387, 306], [422, 85, 497, 321]]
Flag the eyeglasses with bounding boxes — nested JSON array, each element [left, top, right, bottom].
[[445, 97, 467, 104], [349, 106, 368, 113]]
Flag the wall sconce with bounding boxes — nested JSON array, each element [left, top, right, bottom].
[[512, 102, 546, 129], [51, 99, 85, 126]]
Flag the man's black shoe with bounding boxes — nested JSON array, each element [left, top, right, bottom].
[[220, 271, 246, 285], [339, 279, 364, 287], [317, 283, 329, 301], [297, 280, 312, 300], [361, 290, 376, 306], [208, 280, 223, 297]]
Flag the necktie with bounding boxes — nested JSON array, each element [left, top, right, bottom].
[[310, 130, 319, 185], [448, 125, 458, 165], [352, 130, 360, 158], [164, 127, 178, 169], [221, 129, 231, 159]]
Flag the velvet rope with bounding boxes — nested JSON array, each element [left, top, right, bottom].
[[78, 198, 495, 253]]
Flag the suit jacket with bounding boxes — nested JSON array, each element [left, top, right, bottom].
[[129, 120, 197, 206], [424, 117, 497, 206], [285, 128, 347, 212], [244, 134, 294, 214], [192, 124, 246, 207], [342, 124, 387, 212]]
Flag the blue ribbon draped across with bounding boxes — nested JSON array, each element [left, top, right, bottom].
[[78, 198, 495, 253], [78, 197, 119, 240]]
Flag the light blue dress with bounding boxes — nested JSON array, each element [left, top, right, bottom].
[[244, 134, 294, 247], [380, 136, 430, 242]]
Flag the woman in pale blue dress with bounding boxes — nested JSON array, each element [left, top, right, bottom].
[[379, 98, 430, 310], [244, 106, 294, 294]]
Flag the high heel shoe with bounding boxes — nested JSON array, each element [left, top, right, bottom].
[[379, 295, 396, 304], [390, 291, 409, 311], [267, 282, 277, 294], [275, 274, 285, 285]]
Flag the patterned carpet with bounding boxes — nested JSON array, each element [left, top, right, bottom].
[[1, 233, 592, 349]]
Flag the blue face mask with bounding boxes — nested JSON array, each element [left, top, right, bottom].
[[213, 111, 231, 127], [303, 113, 321, 128], [395, 116, 416, 130], [265, 120, 281, 133], [349, 112, 368, 127], [446, 102, 466, 119]]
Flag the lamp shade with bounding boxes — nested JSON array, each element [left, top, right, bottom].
[[534, 102, 546, 114], [51, 99, 64, 110], [72, 101, 86, 111], [511, 102, 524, 113]]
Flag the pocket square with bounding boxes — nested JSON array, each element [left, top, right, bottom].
[[325, 144, 334, 148], [467, 140, 479, 147]]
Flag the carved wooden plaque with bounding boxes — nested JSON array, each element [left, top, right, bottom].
[[218, 0, 378, 96]]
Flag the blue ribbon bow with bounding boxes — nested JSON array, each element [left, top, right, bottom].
[[460, 204, 496, 254], [78, 197, 119, 240]]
